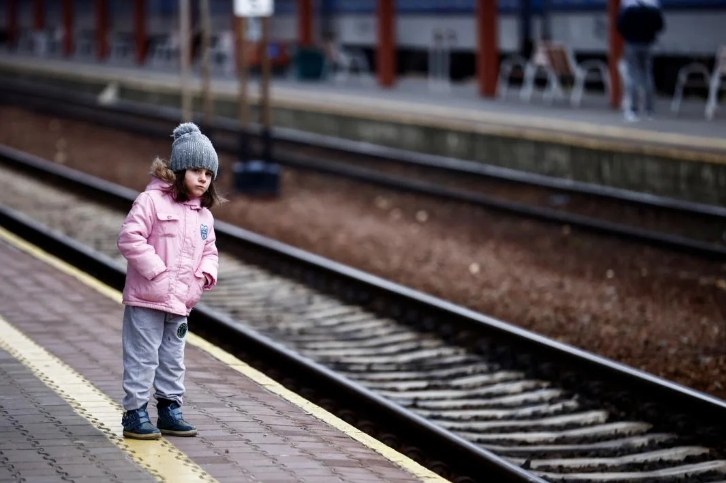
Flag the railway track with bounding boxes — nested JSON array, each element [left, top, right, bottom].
[[1, 78, 726, 261], [2, 145, 726, 483]]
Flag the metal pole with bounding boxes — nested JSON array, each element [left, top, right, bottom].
[[428, 30, 441, 91], [260, 16, 272, 163], [33, 0, 44, 31], [519, 0, 532, 59], [444, 29, 455, 91], [321, 0, 334, 39], [7, 0, 19, 50], [32, 0, 44, 56], [95, 0, 109, 60], [608, 0, 623, 109], [542, 0, 552, 41], [476, 0, 498, 97], [298, 0, 313, 46], [133, 0, 146, 64], [62, 0, 74, 58], [180, 0, 192, 121], [237, 15, 249, 163], [376, 0, 395, 87], [200, 0, 213, 127]]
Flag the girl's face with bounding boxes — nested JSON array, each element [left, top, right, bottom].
[[184, 168, 214, 198]]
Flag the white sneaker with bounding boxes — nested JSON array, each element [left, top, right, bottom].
[[624, 111, 639, 123]]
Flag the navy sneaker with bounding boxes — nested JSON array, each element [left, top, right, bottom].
[[122, 403, 161, 440], [157, 401, 197, 437]]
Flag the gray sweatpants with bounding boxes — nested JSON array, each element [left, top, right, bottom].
[[122, 305, 188, 411]]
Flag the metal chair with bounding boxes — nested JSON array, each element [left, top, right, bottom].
[[519, 41, 611, 107], [671, 45, 726, 120], [497, 54, 528, 97]]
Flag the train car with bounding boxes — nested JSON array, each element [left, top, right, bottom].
[[3, 0, 722, 93], [298, 0, 726, 92]]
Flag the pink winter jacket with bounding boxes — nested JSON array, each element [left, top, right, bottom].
[[117, 171, 219, 316]]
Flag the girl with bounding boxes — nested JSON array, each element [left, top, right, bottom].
[[117, 122, 223, 440]]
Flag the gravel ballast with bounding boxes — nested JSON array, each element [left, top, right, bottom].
[[2, 106, 725, 399]]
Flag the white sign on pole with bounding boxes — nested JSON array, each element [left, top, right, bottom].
[[234, 0, 274, 17]]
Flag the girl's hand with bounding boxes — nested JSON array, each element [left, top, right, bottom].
[[203, 273, 213, 287]]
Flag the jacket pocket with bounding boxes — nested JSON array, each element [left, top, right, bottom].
[[186, 273, 205, 309], [139, 269, 170, 303], [155, 212, 180, 237]]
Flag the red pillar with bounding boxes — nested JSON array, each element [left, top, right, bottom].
[[33, 0, 44, 30], [608, 0, 623, 109], [7, 0, 19, 48], [476, 0, 499, 97], [62, 0, 74, 57], [298, 0, 313, 46], [134, 0, 147, 64], [376, 0, 395, 87], [96, 0, 109, 60]]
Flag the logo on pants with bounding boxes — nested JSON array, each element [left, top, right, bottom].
[[177, 323, 188, 339]]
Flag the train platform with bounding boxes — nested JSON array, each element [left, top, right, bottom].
[[0, 225, 445, 483], [1, 53, 726, 206]]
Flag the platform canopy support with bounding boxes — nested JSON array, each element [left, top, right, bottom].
[[608, 0, 623, 109], [376, 0, 395, 88], [519, 0, 532, 58], [95, 0, 109, 60], [33, 0, 44, 31], [476, 0, 499, 97], [134, 0, 147, 64], [7, 0, 18, 49], [297, 0, 313, 46], [62, 0, 74, 57]]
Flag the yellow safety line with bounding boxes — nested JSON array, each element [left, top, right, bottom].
[[0, 317, 216, 483], [0, 322, 215, 480], [0, 225, 448, 482], [2, 57, 725, 163]]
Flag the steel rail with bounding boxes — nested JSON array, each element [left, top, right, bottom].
[[1, 142, 726, 454], [2, 76, 725, 220], [0, 148, 543, 483], [1, 80, 726, 262]]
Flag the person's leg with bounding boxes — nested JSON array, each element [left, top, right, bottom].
[[154, 313, 196, 436], [121, 306, 164, 439], [153, 312, 187, 406], [643, 45, 656, 116], [623, 44, 641, 121]]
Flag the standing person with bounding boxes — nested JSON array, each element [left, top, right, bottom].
[[617, 0, 665, 122], [117, 122, 223, 440]]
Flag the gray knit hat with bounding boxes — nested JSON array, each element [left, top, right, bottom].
[[169, 122, 219, 180]]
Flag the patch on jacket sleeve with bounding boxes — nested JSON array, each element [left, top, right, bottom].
[[176, 323, 188, 339], [200, 224, 208, 240]]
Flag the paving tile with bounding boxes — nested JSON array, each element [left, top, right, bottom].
[[0, 346, 155, 483], [0, 236, 428, 483]]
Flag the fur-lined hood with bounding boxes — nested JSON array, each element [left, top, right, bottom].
[[145, 157, 202, 208], [150, 157, 176, 184]]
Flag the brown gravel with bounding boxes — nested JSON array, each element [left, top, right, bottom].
[[2, 106, 726, 399]]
